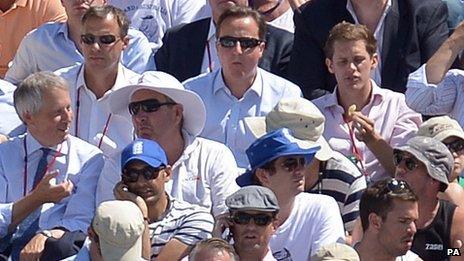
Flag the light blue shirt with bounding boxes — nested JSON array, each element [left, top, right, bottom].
[[184, 68, 302, 168], [0, 134, 104, 237], [0, 80, 25, 137], [5, 22, 154, 85]]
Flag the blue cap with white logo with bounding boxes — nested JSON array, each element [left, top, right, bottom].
[[236, 128, 320, 187], [121, 138, 167, 169]]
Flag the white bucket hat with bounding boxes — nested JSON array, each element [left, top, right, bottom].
[[244, 97, 334, 161], [109, 71, 206, 136], [417, 115, 464, 142], [93, 200, 145, 261]]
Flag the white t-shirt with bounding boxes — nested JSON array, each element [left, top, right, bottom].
[[270, 193, 346, 260], [109, 0, 208, 51], [396, 250, 423, 261], [267, 7, 294, 33]]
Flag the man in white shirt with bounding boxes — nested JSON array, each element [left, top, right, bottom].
[[184, 6, 301, 168], [109, 0, 208, 51], [56, 6, 140, 157], [236, 128, 345, 260], [0, 72, 104, 260], [5, 0, 153, 85], [0, 79, 24, 138], [98, 71, 239, 217], [355, 178, 421, 261]]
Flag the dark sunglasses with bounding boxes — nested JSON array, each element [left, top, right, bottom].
[[128, 99, 177, 115], [230, 212, 274, 226], [280, 157, 308, 172], [121, 165, 165, 183], [444, 139, 464, 154], [81, 34, 119, 45], [218, 36, 264, 50], [381, 178, 411, 196], [393, 152, 418, 172]]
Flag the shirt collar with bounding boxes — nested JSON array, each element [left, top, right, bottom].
[[208, 19, 216, 42], [212, 69, 263, 98], [0, 79, 15, 95], [171, 129, 199, 170], [58, 22, 70, 38], [346, 0, 392, 24], [77, 64, 128, 98], [323, 79, 385, 109], [25, 133, 69, 156]]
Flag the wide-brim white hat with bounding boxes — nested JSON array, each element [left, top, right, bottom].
[[109, 71, 206, 136]]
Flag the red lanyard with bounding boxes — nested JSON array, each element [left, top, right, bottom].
[[343, 116, 368, 176], [22, 136, 63, 196], [75, 87, 113, 149], [206, 40, 213, 72]]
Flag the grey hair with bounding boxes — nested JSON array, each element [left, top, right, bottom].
[[14, 71, 69, 122], [189, 238, 237, 261]]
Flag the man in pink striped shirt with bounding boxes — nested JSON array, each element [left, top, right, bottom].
[[312, 22, 421, 183]]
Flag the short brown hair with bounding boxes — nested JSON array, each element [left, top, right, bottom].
[[360, 179, 417, 231], [189, 238, 238, 261], [216, 6, 267, 41], [324, 22, 377, 59], [82, 5, 130, 37]]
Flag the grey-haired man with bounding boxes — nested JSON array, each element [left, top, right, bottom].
[[394, 136, 464, 261]]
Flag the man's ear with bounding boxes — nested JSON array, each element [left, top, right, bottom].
[[368, 213, 383, 232], [371, 53, 379, 70], [326, 58, 334, 74], [255, 168, 270, 186], [163, 166, 172, 182], [174, 104, 183, 126], [22, 111, 33, 126], [121, 35, 130, 51]]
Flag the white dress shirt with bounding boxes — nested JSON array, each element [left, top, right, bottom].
[[0, 80, 25, 137], [200, 20, 220, 74], [5, 22, 153, 85], [55, 64, 139, 157], [97, 130, 239, 216], [184, 68, 302, 168], [0, 133, 104, 237]]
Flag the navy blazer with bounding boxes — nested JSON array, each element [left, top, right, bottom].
[[288, 0, 449, 99], [155, 17, 294, 82]]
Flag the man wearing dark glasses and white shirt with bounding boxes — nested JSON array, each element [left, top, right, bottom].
[[234, 128, 345, 260], [222, 186, 280, 261], [5, 0, 153, 85], [184, 6, 301, 170], [55, 6, 141, 157], [394, 136, 464, 261], [97, 71, 239, 219], [355, 178, 421, 261]]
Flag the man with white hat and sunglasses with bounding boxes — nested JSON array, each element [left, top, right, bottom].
[[234, 128, 345, 260], [97, 71, 239, 217], [244, 97, 366, 235]]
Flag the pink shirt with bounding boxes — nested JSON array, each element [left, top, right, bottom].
[[312, 80, 421, 182]]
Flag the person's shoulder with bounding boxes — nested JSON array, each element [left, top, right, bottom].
[[266, 24, 293, 39], [296, 192, 339, 208], [24, 21, 64, 41], [299, 0, 343, 18], [171, 198, 214, 219], [194, 137, 232, 152], [0, 134, 24, 153], [165, 17, 210, 36], [0, 79, 16, 94], [405, 0, 446, 11], [326, 151, 364, 179], [183, 71, 214, 90], [68, 135, 103, 157], [260, 68, 300, 90], [54, 63, 82, 78]]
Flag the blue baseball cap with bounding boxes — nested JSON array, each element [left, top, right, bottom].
[[236, 128, 320, 186], [121, 139, 168, 169]]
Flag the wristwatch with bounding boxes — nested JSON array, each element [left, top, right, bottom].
[[40, 230, 53, 238]]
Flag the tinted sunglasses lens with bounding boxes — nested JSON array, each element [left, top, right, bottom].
[[254, 215, 273, 226], [448, 141, 464, 153], [122, 170, 139, 183], [393, 153, 402, 166], [81, 34, 95, 45], [100, 35, 117, 44], [282, 157, 305, 172], [128, 102, 141, 115], [233, 213, 251, 225], [219, 37, 236, 48], [240, 39, 259, 49], [404, 159, 417, 171], [142, 100, 164, 112]]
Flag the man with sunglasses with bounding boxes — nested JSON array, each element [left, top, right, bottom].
[[394, 136, 464, 261], [223, 185, 279, 260], [113, 138, 214, 260], [355, 178, 421, 260], [235, 128, 345, 260], [184, 6, 301, 169], [98, 71, 239, 218], [5, 0, 153, 85], [417, 116, 464, 207], [52, 6, 142, 157], [155, 0, 293, 82]]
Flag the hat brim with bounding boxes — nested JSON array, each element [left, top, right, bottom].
[[434, 129, 464, 143], [100, 234, 143, 261], [109, 84, 206, 137], [394, 146, 449, 189], [244, 117, 333, 161], [236, 149, 319, 187], [122, 155, 165, 169]]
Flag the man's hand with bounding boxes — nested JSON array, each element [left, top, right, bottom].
[[113, 181, 148, 218], [32, 171, 73, 204], [349, 112, 381, 144], [213, 213, 232, 239], [20, 233, 47, 261]]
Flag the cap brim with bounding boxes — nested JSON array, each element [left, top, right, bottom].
[[434, 129, 464, 142], [100, 235, 143, 261], [109, 84, 206, 137], [244, 117, 267, 139], [315, 136, 334, 161], [122, 155, 165, 169]]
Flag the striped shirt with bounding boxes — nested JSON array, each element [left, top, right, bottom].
[[149, 195, 214, 260], [306, 151, 367, 232], [406, 64, 464, 126]]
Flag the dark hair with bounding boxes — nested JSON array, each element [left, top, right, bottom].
[[189, 238, 238, 261], [360, 179, 418, 231], [82, 5, 130, 37], [216, 5, 267, 41], [324, 21, 377, 59]]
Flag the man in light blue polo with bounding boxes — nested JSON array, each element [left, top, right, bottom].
[[4, 0, 153, 85]]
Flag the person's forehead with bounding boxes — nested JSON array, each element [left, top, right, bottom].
[[332, 40, 369, 54], [82, 13, 119, 30], [218, 16, 259, 33]]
